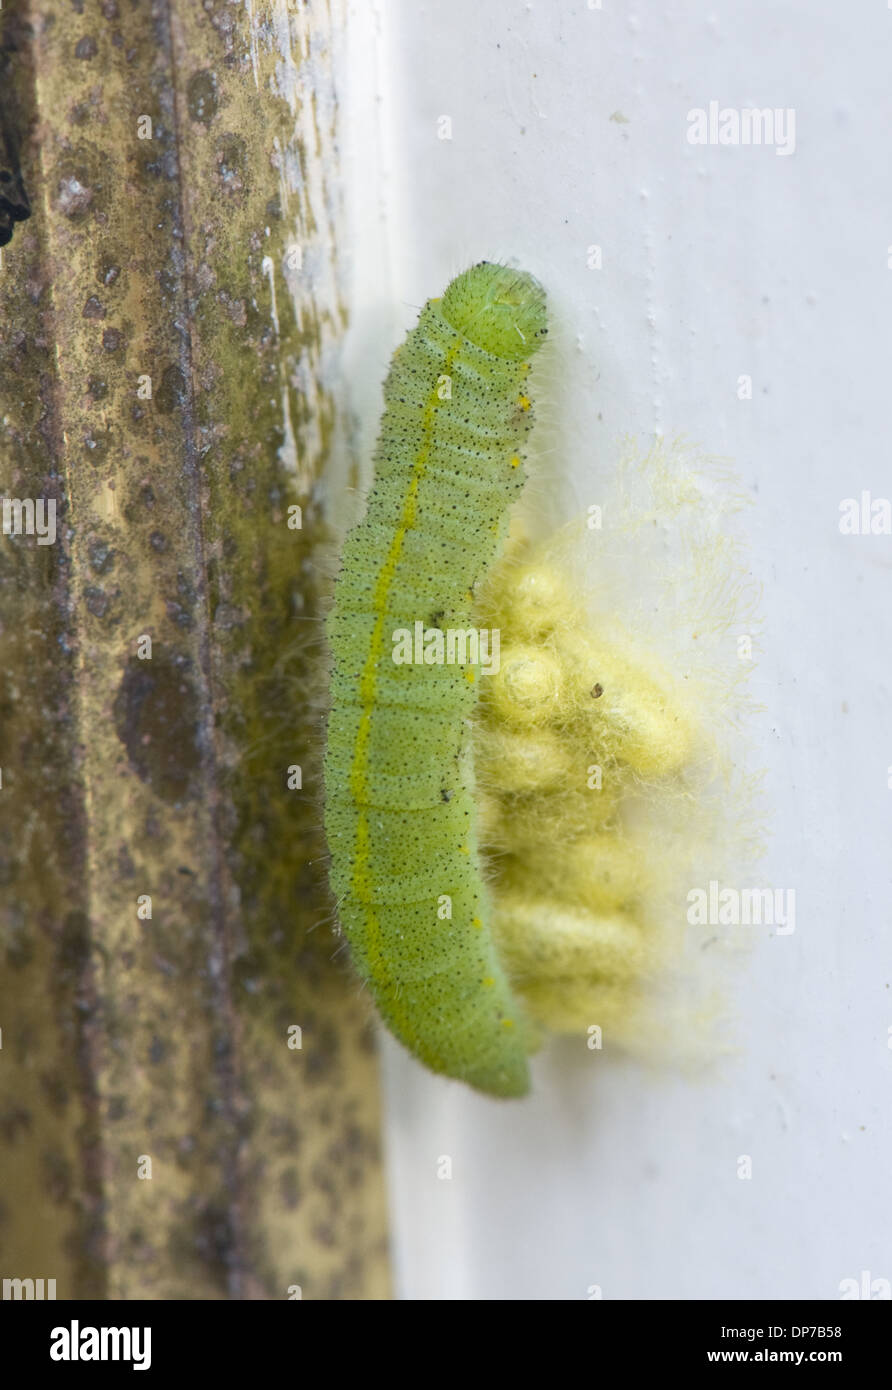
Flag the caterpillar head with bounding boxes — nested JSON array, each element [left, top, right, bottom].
[[441, 262, 548, 361]]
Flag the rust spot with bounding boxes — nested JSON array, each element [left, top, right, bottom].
[[112, 652, 202, 803], [0, 1103, 32, 1144], [56, 910, 91, 979], [57, 173, 93, 218], [279, 1167, 302, 1210], [187, 70, 218, 126], [155, 364, 187, 414], [41, 1149, 73, 1203], [40, 1073, 71, 1115], [84, 586, 110, 618], [87, 538, 114, 573]]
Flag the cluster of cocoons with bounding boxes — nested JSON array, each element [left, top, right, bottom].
[[473, 537, 696, 1039]]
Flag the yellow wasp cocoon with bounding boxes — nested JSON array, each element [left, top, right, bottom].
[[499, 563, 579, 637], [493, 894, 645, 984], [502, 833, 644, 913], [515, 974, 642, 1037], [556, 632, 694, 779], [474, 726, 577, 794], [487, 644, 564, 725], [487, 784, 620, 852]]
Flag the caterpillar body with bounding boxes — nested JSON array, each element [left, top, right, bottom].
[[324, 263, 548, 1098]]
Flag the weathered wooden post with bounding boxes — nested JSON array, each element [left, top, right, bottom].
[[0, 0, 389, 1300]]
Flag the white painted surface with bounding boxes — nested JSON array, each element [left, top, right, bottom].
[[340, 0, 892, 1299]]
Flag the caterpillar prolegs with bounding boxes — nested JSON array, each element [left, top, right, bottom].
[[323, 263, 700, 1098]]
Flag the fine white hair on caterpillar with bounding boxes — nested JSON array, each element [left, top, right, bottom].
[[323, 263, 759, 1098]]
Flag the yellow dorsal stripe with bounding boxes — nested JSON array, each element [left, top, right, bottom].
[[347, 338, 462, 1044]]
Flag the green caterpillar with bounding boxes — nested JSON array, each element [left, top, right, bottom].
[[324, 262, 548, 1098]]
